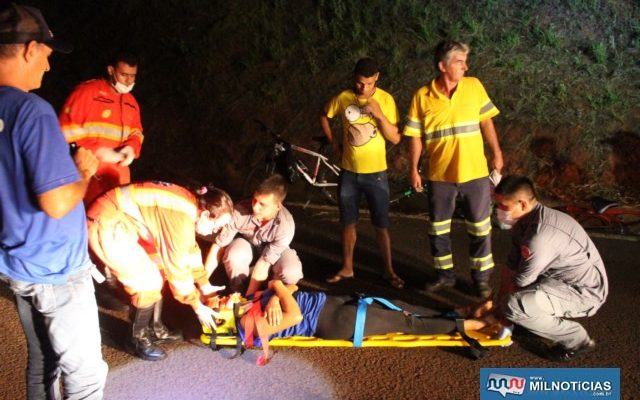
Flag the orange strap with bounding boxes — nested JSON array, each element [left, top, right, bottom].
[[243, 292, 272, 366]]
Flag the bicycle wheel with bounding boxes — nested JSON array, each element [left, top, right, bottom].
[[613, 211, 640, 236], [385, 142, 407, 182], [242, 161, 276, 198], [575, 214, 625, 235], [317, 144, 340, 205]]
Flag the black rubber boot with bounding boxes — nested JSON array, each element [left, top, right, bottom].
[[423, 272, 456, 293], [150, 298, 182, 344], [129, 304, 167, 361], [472, 270, 493, 299], [473, 280, 493, 299]]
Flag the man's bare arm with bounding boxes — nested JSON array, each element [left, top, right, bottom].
[[245, 257, 271, 296], [408, 136, 424, 191], [366, 98, 400, 144], [479, 118, 503, 172], [38, 147, 98, 219]]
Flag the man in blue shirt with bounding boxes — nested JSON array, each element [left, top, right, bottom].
[[0, 4, 107, 398]]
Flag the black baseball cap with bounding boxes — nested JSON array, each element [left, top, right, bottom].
[[0, 3, 72, 53]]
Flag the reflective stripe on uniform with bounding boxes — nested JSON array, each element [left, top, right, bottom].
[[465, 217, 492, 237], [469, 254, 494, 271], [117, 185, 145, 222], [479, 101, 496, 115], [118, 185, 197, 220], [428, 219, 452, 236], [405, 118, 422, 130], [424, 122, 481, 143], [433, 254, 454, 270], [62, 122, 140, 144]]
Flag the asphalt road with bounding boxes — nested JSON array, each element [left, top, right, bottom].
[[1, 201, 638, 400]]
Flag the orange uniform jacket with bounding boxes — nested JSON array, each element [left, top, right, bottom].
[[87, 182, 207, 309], [60, 78, 144, 205]]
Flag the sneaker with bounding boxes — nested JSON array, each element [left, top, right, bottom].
[[545, 338, 596, 362], [474, 281, 493, 299], [423, 277, 456, 292]]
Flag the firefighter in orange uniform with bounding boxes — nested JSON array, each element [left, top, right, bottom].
[[87, 181, 233, 361], [59, 50, 144, 206]]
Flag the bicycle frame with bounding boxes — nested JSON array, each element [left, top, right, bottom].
[[291, 142, 427, 206], [557, 203, 640, 236], [247, 120, 423, 207], [290, 144, 340, 188]]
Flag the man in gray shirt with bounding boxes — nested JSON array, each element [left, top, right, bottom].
[[494, 175, 608, 361], [206, 174, 303, 297]]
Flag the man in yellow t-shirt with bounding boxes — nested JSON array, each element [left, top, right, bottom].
[[404, 40, 504, 298], [320, 57, 404, 289]]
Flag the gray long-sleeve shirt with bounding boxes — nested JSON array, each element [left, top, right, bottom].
[[214, 199, 295, 265], [508, 204, 608, 312]]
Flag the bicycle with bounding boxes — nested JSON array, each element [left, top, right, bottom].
[[242, 120, 341, 204], [242, 120, 428, 208], [555, 196, 640, 238]]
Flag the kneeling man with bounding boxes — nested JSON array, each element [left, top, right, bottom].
[[494, 175, 608, 361]]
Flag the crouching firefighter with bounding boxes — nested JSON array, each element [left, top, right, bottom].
[[87, 181, 232, 360]]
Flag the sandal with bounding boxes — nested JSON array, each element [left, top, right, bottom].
[[384, 273, 405, 289], [326, 272, 354, 283]]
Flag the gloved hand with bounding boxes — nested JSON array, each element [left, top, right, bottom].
[[94, 147, 125, 164], [118, 145, 135, 167], [194, 302, 220, 330], [489, 169, 502, 186]]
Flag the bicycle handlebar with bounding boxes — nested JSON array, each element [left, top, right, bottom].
[[390, 184, 429, 204]]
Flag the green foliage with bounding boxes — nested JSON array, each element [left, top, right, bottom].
[[533, 24, 562, 48], [34, 0, 640, 199], [591, 42, 608, 64]]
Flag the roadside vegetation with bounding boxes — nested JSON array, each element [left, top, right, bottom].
[[37, 0, 640, 203]]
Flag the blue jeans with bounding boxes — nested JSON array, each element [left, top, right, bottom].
[[6, 268, 108, 400], [339, 170, 390, 228]]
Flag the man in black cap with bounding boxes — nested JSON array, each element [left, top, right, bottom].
[[0, 3, 107, 399]]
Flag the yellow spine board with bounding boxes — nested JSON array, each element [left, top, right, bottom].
[[201, 325, 512, 349]]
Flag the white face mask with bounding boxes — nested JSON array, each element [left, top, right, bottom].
[[195, 212, 231, 236], [211, 213, 231, 233], [496, 208, 516, 230], [113, 81, 135, 94]]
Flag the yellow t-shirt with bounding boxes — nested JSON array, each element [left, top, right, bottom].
[[403, 77, 499, 183], [324, 88, 398, 173]]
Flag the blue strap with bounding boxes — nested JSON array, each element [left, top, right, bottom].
[[353, 297, 403, 347]]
